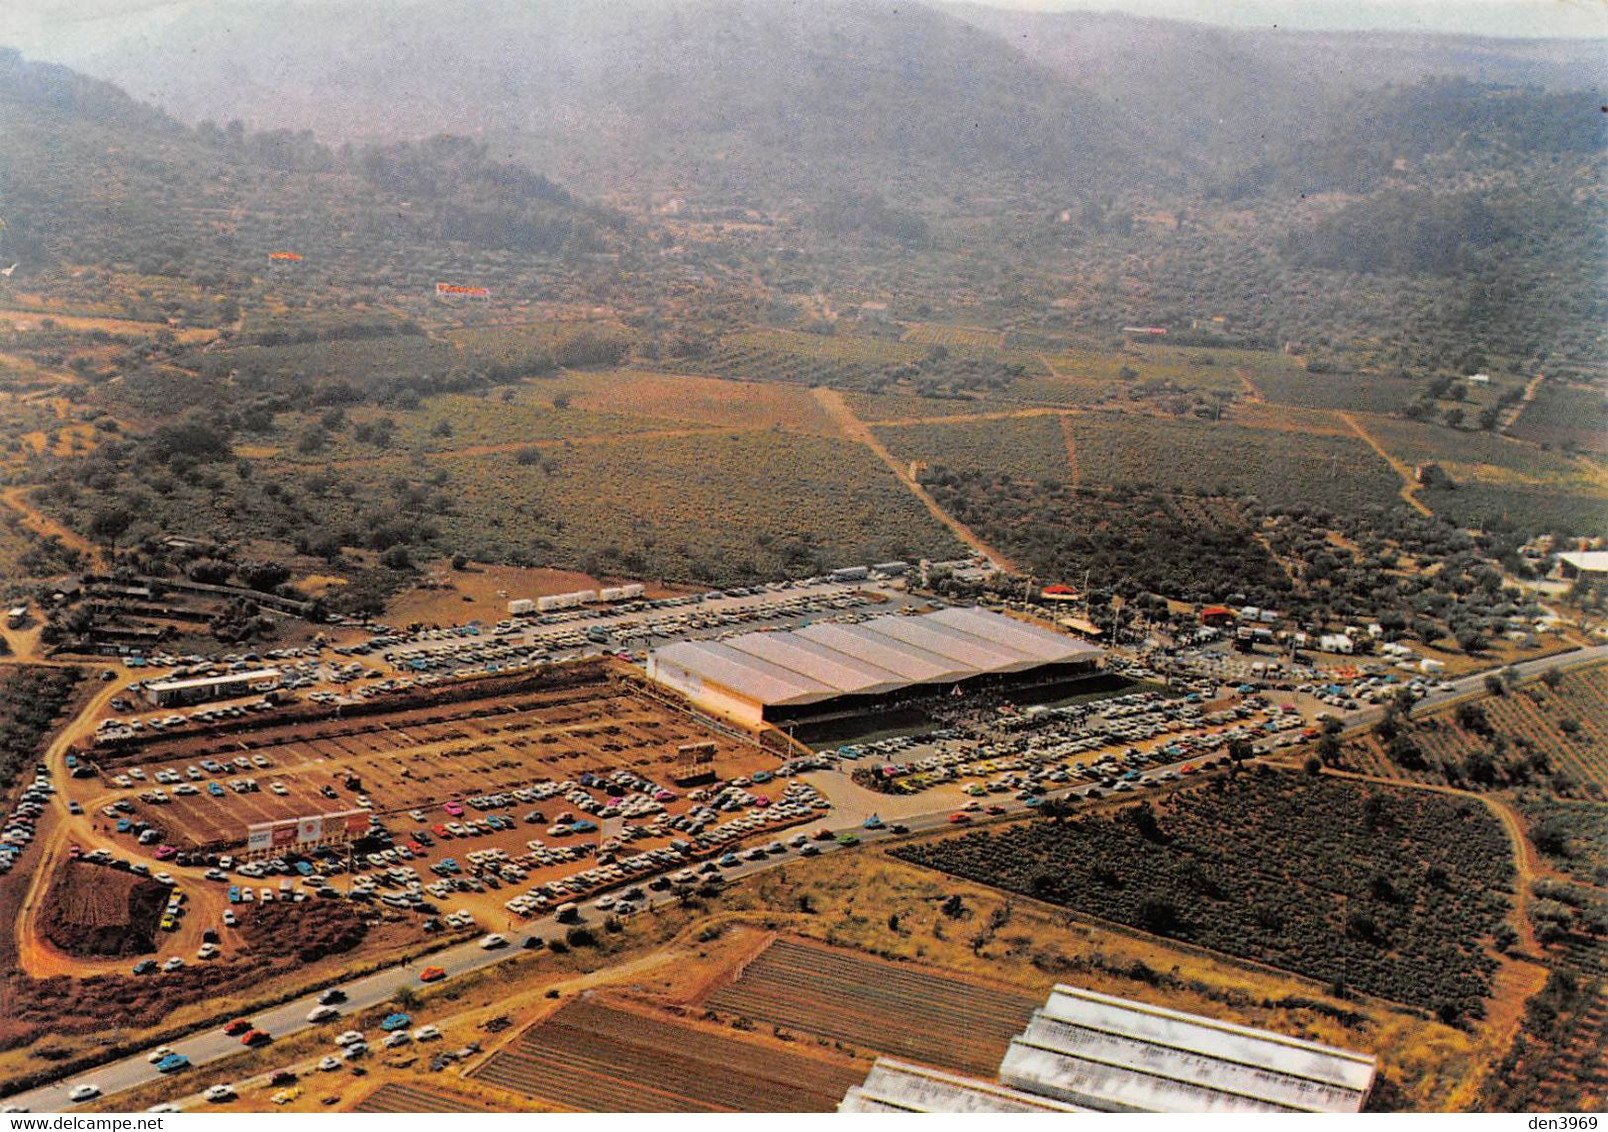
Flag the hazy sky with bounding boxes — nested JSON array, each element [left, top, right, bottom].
[[1, 0, 1605, 61]]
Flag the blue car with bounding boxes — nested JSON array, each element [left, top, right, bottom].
[[207, 782, 225, 797], [115, 818, 133, 834], [228, 886, 241, 903], [863, 814, 884, 829], [569, 820, 598, 834], [132, 959, 158, 976], [156, 1054, 190, 1073], [378, 1013, 412, 1032], [719, 853, 740, 868]]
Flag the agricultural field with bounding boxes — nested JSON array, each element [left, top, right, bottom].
[[469, 998, 864, 1111], [355, 1083, 506, 1113], [1510, 381, 1608, 456], [408, 430, 963, 583], [1481, 964, 1608, 1112], [560, 370, 838, 435], [902, 323, 1004, 350], [1340, 664, 1608, 798], [703, 936, 1040, 1077], [1517, 796, 1608, 888], [875, 415, 1071, 484], [269, 386, 660, 464], [893, 771, 1515, 1022], [1364, 416, 1603, 489], [841, 390, 1013, 421], [1251, 369, 1425, 415], [925, 474, 1293, 604], [1063, 412, 1404, 515], [1418, 482, 1608, 538], [670, 328, 1044, 396]]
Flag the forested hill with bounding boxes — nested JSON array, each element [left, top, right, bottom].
[[46, 0, 1161, 205], [0, 49, 633, 297], [945, 3, 1607, 167]]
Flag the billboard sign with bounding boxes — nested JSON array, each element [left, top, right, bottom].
[[297, 816, 324, 844], [246, 824, 273, 852], [271, 822, 297, 847]]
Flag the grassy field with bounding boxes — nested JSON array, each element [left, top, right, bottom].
[[875, 415, 1070, 483], [1252, 369, 1425, 415], [310, 430, 963, 583], [1065, 411, 1403, 514], [1509, 381, 1608, 456]]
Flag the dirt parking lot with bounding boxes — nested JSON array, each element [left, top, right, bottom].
[[73, 668, 774, 855]]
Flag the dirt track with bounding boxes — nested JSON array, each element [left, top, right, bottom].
[[810, 386, 1014, 572]]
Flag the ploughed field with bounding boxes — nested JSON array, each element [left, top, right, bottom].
[[468, 999, 863, 1112], [704, 937, 1040, 1076], [354, 1083, 497, 1113]]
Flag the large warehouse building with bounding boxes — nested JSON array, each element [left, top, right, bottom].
[[840, 985, 1377, 1114], [646, 606, 1102, 728]]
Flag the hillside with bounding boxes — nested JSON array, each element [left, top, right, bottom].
[[0, 49, 640, 316], [945, 4, 1607, 164], [46, 0, 1158, 206]]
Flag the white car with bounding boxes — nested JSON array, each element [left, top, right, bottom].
[[317, 1056, 342, 1072], [382, 1031, 411, 1049], [412, 1024, 442, 1042], [68, 1084, 100, 1102], [306, 1005, 339, 1023], [162, 957, 185, 972], [203, 1084, 235, 1103], [479, 933, 508, 950], [334, 1030, 365, 1047], [146, 1103, 181, 1113], [197, 943, 219, 960], [146, 1046, 176, 1064]]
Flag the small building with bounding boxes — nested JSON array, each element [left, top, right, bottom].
[[144, 668, 281, 708], [1200, 605, 1235, 627], [1318, 633, 1355, 655], [5, 606, 27, 629], [1466, 373, 1491, 385], [1557, 551, 1608, 581]]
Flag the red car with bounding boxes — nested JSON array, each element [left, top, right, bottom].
[[241, 1029, 271, 1047], [948, 813, 973, 824], [419, 966, 446, 983], [222, 1018, 253, 1036]]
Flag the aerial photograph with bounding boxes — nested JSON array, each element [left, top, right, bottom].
[[0, 0, 1602, 1117]]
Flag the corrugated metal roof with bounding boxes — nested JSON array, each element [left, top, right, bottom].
[[997, 986, 1375, 1114], [839, 1059, 1086, 1113], [794, 622, 969, 684], [649, 607, 1103, 707], [649, 639, 836, 706], [862, 614, 1035, 671], [927, 606, 1103, 664], [721, 632, 909, 697]]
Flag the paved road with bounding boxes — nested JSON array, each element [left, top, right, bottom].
[[11, 643, 1604, 1112]]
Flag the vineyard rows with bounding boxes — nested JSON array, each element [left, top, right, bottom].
[[468, 999, 859, 1112], [894, 773, 1514, 1019], [704, 937, 1039, 1076], [1343, 665, 1608, 794]]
